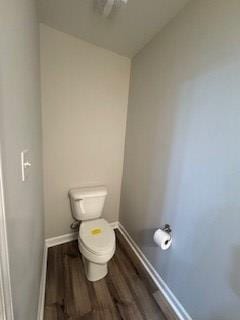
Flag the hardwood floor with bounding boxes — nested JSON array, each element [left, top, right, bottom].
[[44, 230, 168, 320]]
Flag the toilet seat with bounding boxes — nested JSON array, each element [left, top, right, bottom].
[[79, 218, 115, 256]]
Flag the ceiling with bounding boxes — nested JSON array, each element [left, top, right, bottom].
[[37, 0, 190, 58]]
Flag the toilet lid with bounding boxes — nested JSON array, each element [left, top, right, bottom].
[[79, 219, 115, 255]]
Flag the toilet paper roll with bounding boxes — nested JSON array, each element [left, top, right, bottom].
[[153, 228, 172, 250]]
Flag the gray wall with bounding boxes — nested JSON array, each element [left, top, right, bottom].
[[120, 0, 240, 319], [0, 0, 44, 319]]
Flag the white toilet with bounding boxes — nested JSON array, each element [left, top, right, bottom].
[[69, 186, 116, 282]]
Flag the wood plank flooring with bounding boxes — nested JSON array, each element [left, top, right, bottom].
[[44, 230, 168, 320]]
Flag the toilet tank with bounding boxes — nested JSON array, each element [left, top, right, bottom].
[[69, 186, 107, 221]]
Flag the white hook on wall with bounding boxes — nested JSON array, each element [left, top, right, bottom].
[[21, 150, 32, 182]]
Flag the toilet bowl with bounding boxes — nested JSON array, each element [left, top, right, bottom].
[[78, 218, 115, 281], [69, 186, 116, 281]]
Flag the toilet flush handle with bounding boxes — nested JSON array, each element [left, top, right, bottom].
[[79, 199, 86, 215]]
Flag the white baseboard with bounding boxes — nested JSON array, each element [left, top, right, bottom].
[[45, 232, 78, 248], [118, 223, 192, 320], [38, 221, 191, 320], [37, 243, 48, 320]]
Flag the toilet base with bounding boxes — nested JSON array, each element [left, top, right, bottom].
[[82, 256, 108, 282]]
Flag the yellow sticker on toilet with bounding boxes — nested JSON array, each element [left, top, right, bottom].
[[91, 228, 102, 236]]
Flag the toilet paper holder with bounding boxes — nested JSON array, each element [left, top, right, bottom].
[[161, 224, 172, 234], [154, 224, 173, 250]]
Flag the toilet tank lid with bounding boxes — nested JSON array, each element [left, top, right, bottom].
[[69, 186, 107, 200]]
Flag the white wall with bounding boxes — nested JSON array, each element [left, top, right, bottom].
[[0, 1, 44, 319], [120, 0, 240, 319], [40, 24, 130, 238]]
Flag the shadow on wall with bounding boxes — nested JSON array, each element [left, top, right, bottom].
[[230, 245, 240, 297], [139, 228, 160, 247]]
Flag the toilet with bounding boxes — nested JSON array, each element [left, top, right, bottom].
[[69, 186, 116, 281]]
